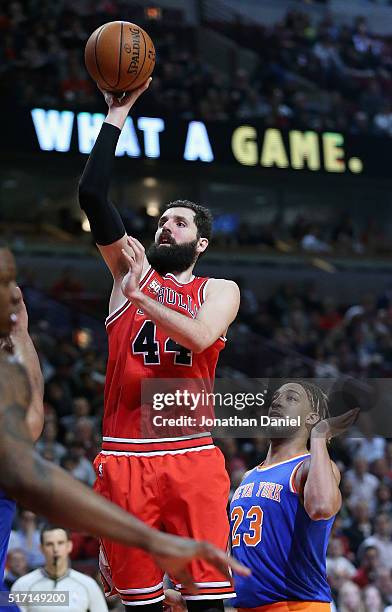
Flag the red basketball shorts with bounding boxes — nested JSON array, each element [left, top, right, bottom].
[[93, 446, 234, 606]]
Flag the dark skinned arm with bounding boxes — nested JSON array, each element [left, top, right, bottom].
[[8, 288, 44, 441], [0, 358, 249, 589], [295, 409, 359, 520]]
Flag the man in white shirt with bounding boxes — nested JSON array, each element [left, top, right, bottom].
[[12, 526, 107, 611], [345, 456, 379, 513], [326, 537, 356, 578]]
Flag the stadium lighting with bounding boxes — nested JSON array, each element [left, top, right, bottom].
[[146, 201, 160, 216], [144, 177, 158, 187], [82, 216, 91, 232]]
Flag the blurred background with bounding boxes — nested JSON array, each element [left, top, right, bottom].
[[2, 0, 392, 610]]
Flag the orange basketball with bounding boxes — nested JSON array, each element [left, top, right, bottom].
[[85, 21, 156, 93]]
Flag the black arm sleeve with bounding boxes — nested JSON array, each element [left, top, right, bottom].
[[78, 121, 126, 246]]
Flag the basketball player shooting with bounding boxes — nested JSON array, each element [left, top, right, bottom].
[[0, 245, 248, 595], [78, 79, 241, 610], [230, 381, 359, 612]]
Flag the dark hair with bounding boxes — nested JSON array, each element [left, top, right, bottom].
[[40, 525, 71, 545], [298, 381, 330, 421], [363, 545, 378, 555], [279, 380, 330, 421], [165, 200, 213, 241]]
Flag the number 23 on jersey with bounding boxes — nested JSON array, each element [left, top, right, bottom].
[[231, 505, 264, 547]]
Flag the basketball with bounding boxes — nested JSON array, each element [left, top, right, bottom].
[[84, 21, 156, 93]]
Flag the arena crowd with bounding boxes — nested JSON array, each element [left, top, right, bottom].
[[1, 2, 392, 137]]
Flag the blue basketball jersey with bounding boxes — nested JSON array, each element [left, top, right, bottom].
[[230, 454, 334, 608], [0, 489, 16, 590]]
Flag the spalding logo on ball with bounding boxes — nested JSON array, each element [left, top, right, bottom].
[[85, 21, 156, 93]]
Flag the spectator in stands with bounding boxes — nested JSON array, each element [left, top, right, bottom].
[[301, 225, 331, 253], [345, 456, 379, 513], [360, 513, 392, 570], [353, 545, 380, 588], [51, 266, 82, 301], [377, 567, 392, 607], [372, 457, 392, 485], [8, 511, 45, 569], [70, 532, 99, 569], [343, 501, 372, 558], [375, 483, 392, 516], [360, 80, 386, 117], [60, 58, 94, 105], [36, 420, 66, 464], [318, 298, 342, 331], [374, 103, 392, 136], [45, 380, 73, 419], [384, 442, 392, 481], [338, 580, 365, 612], [354, 435, 386, 464], [363, 585, 385, 612], [61, 441, 95, 486], [217, 438, 246, 476], [326, 538, 356, 579], [60, 396, 96, 433], [3, 549, 29, 590], [71, 417, 99, 460], [313, 34, 345, 73], [1, 1, 391, 138]]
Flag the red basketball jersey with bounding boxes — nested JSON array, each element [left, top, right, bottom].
[[102, 267, 226, 453]]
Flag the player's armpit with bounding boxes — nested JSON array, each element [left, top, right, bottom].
[[294, 459, 341, 498], [293, 459, 309, 501], [194, 279, 240, 352]]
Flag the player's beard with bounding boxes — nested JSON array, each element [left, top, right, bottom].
[[146, 239, 199, 276]]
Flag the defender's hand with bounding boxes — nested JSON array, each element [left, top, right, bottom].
[[311, 408, 360, 440], [150, 533, 250, 594], [163, 589, 186, 612]]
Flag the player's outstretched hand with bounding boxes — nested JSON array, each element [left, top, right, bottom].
[[150, 533, 250, 594], [121, 236, 145, 302], [311, 408, 360, 440], [98, 77, 152, 111]]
